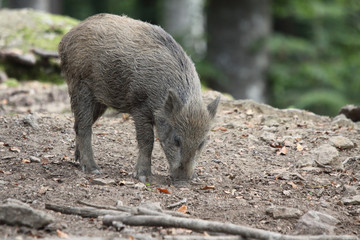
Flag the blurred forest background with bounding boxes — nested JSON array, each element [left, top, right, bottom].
[[1, 0, 360, 116]]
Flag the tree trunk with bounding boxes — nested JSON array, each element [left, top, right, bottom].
[[163, 0, 206, 60], [207, 0, 271, 102], [8, 0, 62, 13]]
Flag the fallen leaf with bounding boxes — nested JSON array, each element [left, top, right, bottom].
[[246, 109, 254, 115], [296, 143, 303, 151], [96, 132, 108, 136], [177, 205, 187, 214], [22, 159, 31, 163], [288, 181, 298, 189], [212, 126, 227, 132], [277, 146, 287, 155], [121, 113, 130, 121], [56, 229, 69, 239], [39, 186, 49, 194], [9, 146, 20, 153], [201, 185, 215, 190], [62, 155, 71, 161], [157, 188, 170, 194]]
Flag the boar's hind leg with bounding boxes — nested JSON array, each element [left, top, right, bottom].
[[132, 113, 154, 182], [71, 83, 106, 174]]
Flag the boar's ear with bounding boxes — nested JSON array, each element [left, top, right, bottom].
[[165, 89, 182, 117], [207, 95, 220, 120]]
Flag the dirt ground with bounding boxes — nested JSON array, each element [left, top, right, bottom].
[[0, 82, 359, 239]]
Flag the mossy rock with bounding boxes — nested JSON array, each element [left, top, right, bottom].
[[0, 9, 79, 83]]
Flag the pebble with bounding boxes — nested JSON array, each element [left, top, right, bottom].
[[329, 136, 354, 150], [265, 206, 303, 219], [295, 210, 339, 235], [342, 195, 360, 205], [313, 144, 343, 170], [29, 156, 41, 163], [134, 182, 146, 190], [91, 178, 116, 186]]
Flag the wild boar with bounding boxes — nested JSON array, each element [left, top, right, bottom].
[[58, 13, 220, 183]]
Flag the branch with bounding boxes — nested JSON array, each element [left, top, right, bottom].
[[45, 203, 129, 218], [102, 215, 358, 240]]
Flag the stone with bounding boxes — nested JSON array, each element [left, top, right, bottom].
[[260, 131, 276, 144], [343, 185, 358, 196], [265, 206, 303, 219], [29, 156, 41, 163], [313, 144, 343, 170], [342, 195, 360, 205], [91, 178, 116, 186], [0, 201, 54, 229], [294, 210, 339, 235], [329, 136, 354, 150], [339, 104, 360, 122], [134, 182, 146, 190], [22, 114, 39, 130], [139, 201, 163, 212], [332, 114, 356, 129]]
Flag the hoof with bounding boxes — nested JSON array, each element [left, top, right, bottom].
[[133, 171, 151, 183], [82, 165, 101, 174]]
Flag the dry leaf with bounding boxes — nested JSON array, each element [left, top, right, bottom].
[[9, 146, 20, 153], [177, 205, 187, 214], [96, 132, 108, 136], [246, 109, 254, 115], [56, 230, 69, 239], [296, 143, 303, 151], [22, 159, 31, 163], [201, 185, 215, 190], [121, 113, 130, 121], [157, 188, 170, 194], [287, 181, 298, 189], [277, 146, 287, 155], [39, 186, 49, 194]]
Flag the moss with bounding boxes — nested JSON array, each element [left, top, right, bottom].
[[3, 78, 20, 87], [0, 9, 79, 82]]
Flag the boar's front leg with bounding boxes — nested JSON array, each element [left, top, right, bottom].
[[71, 83, 106, 174], [132, 112, 154, 182]]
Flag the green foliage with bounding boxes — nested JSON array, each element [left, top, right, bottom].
[[270, 0, 360, 116]]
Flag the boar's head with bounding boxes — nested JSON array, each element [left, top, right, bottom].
[[155, 90, 220, 183]]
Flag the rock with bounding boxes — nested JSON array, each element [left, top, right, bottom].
[[295, 210, 339, 235], [29, 156, 41, 163], [134, 182, 146, 190], [332, 114, 356, 129], [343, 185, 359, 196], [265, 206, 303, 219], [260, 131, 276, 144], [0, 201, 54, 229], [313, 144, 343, 170], [139, 201, 163, 212], [329, 136, 354, 150], [339, 104, 360, 122], [22, 114, 39, 130], [342, 195, 360, 205], [91, 178, 116, 186]]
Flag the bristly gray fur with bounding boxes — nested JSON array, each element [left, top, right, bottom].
[[59, 13, 220, 183]]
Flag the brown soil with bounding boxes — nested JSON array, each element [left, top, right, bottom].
[[0, 82, 359, 239]]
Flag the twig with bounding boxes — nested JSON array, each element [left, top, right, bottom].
[[77, 200, 131, 212], [343, 156, 360, 165], [167, 198, 187, 209], [45, 203, 130, 218], [164, 236, 243, 240], [77, 200, 189, 218], [102, 215, 358, 240]]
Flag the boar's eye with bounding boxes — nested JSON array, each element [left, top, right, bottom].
[[174, 135, 181, 147]]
